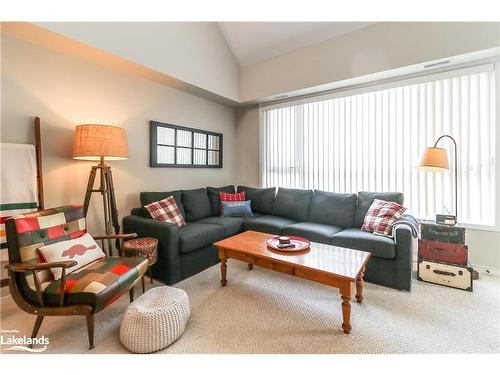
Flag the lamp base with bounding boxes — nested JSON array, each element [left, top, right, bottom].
[[83, 162, 120, 255]]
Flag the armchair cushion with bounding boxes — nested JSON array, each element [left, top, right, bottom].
[[38, 233, 106, 280], [39, 256, 148, 313]]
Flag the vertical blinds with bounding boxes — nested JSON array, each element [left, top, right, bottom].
[[261, 64, 496, 226]]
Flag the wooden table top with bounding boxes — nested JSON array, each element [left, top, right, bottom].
[[214, 230, 371, 281]]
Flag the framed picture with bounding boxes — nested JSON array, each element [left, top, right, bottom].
[[150, 121, 223, 168]]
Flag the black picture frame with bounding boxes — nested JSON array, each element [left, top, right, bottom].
[[149, 120, 223, 168]]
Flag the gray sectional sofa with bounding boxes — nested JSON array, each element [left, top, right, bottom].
[[123, 185, 413, 291]]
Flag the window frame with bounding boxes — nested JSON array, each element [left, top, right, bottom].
[[150, 120, 223, 168], [259, 60, 500, 232]]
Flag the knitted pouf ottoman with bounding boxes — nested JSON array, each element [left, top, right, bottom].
[[120, 286, 190, 353]]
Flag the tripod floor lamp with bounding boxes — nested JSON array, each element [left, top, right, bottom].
[[73, 124, 128, 253], [417, 134, 458, 223]]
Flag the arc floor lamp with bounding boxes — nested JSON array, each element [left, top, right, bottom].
[[417, 134, 458, 222], [73, 124, 128, 253]]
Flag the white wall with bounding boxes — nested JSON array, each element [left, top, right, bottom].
[[240, 22, 500, 102], [235, 106, 260, 186], [35, 22, 240, 102], [236, 22, 500, 270], [1, 34, 236, 236], [236, 105, 500, 271]]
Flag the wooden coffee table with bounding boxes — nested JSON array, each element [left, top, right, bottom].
[[214, 230, 371, 334]]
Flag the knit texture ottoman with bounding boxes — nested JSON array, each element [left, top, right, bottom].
[[120, 286, 190, 353]]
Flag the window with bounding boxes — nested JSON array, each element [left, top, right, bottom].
[[150, 121, 223, 168], [260, 64, 497, 227]]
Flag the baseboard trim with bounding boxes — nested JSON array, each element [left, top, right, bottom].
[[470, 264, 499, 276]]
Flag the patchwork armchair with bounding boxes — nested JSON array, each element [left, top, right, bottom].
[[5, 205, 148, 350]]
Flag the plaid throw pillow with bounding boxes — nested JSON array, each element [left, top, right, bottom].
[[361, 199, 406, 236], [144, 196, 186, 227], [220, 191, 246, 202], [219, 191, 246, 213]]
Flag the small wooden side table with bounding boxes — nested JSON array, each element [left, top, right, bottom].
[[122, 237, 158, 293]]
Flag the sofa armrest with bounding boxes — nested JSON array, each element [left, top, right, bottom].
[[122, 215, 181, 284], [394, 225, 412, 247], [393, 225, 413, 291], [130, 207, 146, 217]]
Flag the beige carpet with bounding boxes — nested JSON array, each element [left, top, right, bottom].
[[1, 260, 499, 354]]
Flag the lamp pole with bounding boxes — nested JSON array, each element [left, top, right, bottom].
[[433, 134, 458, 221]]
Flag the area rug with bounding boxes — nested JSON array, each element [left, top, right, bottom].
[[1, 260, 499, 354]]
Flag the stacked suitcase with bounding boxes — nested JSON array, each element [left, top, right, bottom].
[[417, 221, 473, 292]]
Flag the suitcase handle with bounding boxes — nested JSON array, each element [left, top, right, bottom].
[[433, 269, 456, 277]]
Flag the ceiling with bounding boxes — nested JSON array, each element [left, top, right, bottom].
[[217, 22, 374, 66]]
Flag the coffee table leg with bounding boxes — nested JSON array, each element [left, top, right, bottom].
[[248, 263, 253, 270], [340, 284, 352, 334], [355, 269, 364, 303], [220, 256, 227, 287]]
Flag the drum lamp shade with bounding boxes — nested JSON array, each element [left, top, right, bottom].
[[73, 124, 128, 161], [417, 147, 449, 171]]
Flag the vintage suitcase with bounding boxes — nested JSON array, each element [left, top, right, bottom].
[[418, 239, 468, 265], [421, 221, 466, 244], [417, 259, 473, 291]]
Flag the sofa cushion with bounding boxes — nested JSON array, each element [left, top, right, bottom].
[[243, 215, 297, 235], [282, 222, 342, 244], [207, 185, 235, 216], [197, 216, 244, 237], [354, 191, 404, 228], [178, 223, 225, 254], [242, 212, 262, 221], [309, 190, 357, 228], [330, 228, 396, 259], [181, 188, 212, 222], [271, 188, 313, 221], [140, 191, 185, 219], [237, 186, 276, 214]]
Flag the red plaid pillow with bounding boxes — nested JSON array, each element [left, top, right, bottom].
[[220, 191, 246, 202], [361, 199, 406, 236], [144, 196, 186, 227], [219, 191, 246, 213]]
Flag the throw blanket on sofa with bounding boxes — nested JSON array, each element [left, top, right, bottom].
[[393, 214, 419, 238], [0, 143, 39, 261]]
